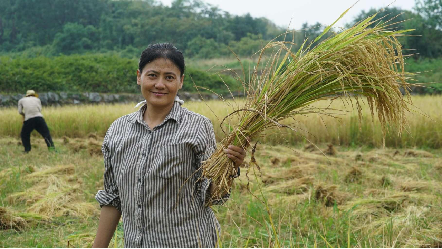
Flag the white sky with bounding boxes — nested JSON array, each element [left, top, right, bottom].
[[158, 0, 416, 29]]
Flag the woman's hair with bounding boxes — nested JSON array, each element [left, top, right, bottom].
[[138, 43, 185, 76]]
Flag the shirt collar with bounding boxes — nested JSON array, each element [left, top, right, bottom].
[[129, 97, 184, 125]]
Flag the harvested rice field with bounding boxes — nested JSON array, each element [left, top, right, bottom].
[[0, 134, 441, 247]]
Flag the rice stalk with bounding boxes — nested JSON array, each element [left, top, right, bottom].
[[202, 10, 413, 205]]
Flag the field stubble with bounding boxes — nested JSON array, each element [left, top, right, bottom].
[[0, 96, 441, 247], [0, 137, 440, 247]]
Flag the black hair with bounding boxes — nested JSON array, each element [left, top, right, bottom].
[[138, 43, 185, 76]]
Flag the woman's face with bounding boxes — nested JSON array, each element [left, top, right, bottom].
[[137, 58, 183, 110]]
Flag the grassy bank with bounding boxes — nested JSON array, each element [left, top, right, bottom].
[[0, 54, 242, 94], [1, 95, 441, 148]]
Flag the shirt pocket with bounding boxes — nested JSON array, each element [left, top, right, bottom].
[[153, 143, 194, 179]]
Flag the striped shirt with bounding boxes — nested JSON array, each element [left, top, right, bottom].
[[95, 100, 223, 248]]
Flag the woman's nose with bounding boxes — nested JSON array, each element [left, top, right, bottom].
[[154, 78, 166, 89]]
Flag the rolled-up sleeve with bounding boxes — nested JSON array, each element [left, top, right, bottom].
[[194, 118, 230, 206], [95, 124, 121, 212]]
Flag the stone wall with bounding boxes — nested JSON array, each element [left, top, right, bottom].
[[0, 91, 243, 107]]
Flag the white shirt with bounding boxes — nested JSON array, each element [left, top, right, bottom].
[[18, 96, 43, 121]]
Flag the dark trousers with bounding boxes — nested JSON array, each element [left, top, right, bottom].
[[21, 117, 54, 152]]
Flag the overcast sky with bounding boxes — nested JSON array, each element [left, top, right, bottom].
[[158, 0, 417, 29]]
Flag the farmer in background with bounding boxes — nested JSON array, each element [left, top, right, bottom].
[[18, 90, 55, 153], [93, 43, 246, 247]]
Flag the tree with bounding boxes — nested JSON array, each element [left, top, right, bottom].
[[229, 14, 264, 41], [0, 0, 106, 50], [403, 13, 442, 58], [415, 0, 442, 29], [0, 0, 284, 56], [228, 33, 267, 57], [185, 36, 228, 58], [349, 7, 407, 30], [53, 23, 99, 54], [349, 7, 442, 58]]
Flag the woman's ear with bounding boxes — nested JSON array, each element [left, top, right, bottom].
[[137, 69, 141, 86], [179, 74, 184, 90]]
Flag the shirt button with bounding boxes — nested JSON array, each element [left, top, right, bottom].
[[138, 204, 141, 208], [138, 178, 141, 183]]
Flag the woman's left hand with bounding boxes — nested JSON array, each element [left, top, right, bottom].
[[224, 145, 246, 167]]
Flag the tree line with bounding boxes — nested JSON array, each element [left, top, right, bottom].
[[0, 0, 440, 59], [0, 0, 440, 94], [0, 0, 282, 58]]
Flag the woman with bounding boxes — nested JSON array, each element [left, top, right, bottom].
[[93, 43, 246, 248]]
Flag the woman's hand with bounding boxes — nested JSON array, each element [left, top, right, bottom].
[[223, 145, 246, 167]]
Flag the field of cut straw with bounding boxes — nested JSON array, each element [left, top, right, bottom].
[[0, 133, 441, 247], [0, 96, 441, 247]]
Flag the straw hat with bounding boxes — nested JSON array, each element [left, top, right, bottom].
[[26, 90, 36, 97]]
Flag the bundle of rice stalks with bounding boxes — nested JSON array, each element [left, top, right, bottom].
[[315, 185, 348, 206], [7, 165, 98, 218], [87, 139, 103, 156], [87, 133, 98, 140], [325, 144, 337, 156], [71, 142, 87, 153], [399, 181, 429, 192], [25, 164, 75, 178], [202, 10, 413, 205], [344, 167, 363, 183], [0, 207, 47, 231], [63, 136, 70, 145], [66, 137, 102, 156], [267, 177, 314, 195], [435, 163, 442, 174], [269, 157, 280, 166], [262, 166, 304, 185], [0, 207, 27, 231], [403, 150, 433, 158], [380, 175, 393, 187], [304, 144, 316, 152]]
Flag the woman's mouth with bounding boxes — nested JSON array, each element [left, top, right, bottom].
[[151, 92, 168, 96]]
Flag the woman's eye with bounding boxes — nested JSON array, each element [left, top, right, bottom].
[[147, 74, 156, 78], [166, 76, 174, 80]]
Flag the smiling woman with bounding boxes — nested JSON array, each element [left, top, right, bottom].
[[137, 59, 183, 106], [137, 49, 184, 128], [92, 43, 246, 248]]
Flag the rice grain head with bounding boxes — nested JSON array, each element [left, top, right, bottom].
[[202, 10, 413, 205]]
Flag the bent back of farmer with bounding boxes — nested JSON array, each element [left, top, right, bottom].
[[18, 90, 55, 153], [18, 91, 43, 121]]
